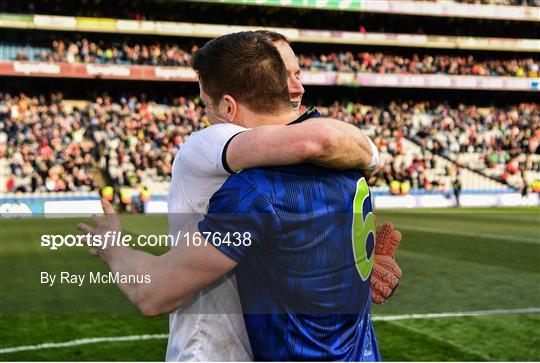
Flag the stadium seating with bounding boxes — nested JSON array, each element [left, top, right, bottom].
[[2, 41, 538, 78], [2, 93, 533, 198], [2, 41, 195, 67], [298, 52, 538, 77], [0, 0, 538, 200]]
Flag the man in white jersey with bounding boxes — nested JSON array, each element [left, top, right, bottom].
[[79, 31, 401, 362], [166, 32, 380, 361]]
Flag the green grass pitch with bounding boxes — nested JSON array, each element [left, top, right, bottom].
[[1, 207, 539, 361]]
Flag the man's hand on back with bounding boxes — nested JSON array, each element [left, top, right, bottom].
[[371, 222, 402, 304]]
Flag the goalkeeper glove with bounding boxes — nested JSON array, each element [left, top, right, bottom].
[[371, 221, 402, 304]]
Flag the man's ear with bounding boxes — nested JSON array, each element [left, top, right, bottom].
[[222, 95, 237, 122]]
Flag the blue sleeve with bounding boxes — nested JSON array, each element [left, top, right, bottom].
[[198, 173, 281, 262]]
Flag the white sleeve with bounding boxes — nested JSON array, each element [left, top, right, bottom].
[[174, 123, 248, 179], [366, 137, 380, 171], [168, 124, 248, 214]]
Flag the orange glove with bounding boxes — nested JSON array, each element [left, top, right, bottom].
[[371, 221, 402, 304]]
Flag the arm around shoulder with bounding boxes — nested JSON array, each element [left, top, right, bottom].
[[225, 118, 377, 171]]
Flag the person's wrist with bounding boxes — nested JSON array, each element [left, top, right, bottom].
[[366, 137, 380, 171], [100, 241, 125, 264]]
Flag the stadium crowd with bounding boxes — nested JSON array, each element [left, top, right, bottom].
[[299, 52, 539, 78], [2, 93, 538, 195], [317, 100, 539, 182], [1, 92, 98, 193], [0, 93, 205, 193], [10, 39, 539, 78], [15, 39, 197, 67], [316, 102, 455, 191]]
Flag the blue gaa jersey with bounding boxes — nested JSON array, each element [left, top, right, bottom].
[[199, 164, 380, 361]]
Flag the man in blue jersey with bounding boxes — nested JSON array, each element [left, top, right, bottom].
[[198, 167, 378, 361], [192, 32, 380, 361], [78, 31, 393, 361], [225, 30, 401, 307]]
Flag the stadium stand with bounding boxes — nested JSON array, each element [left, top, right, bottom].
[[315, 100, 538, 190], [6, 41, 196, 67], [2, 40, 538, 78], [298, 52, 539, 77], [2, 0, 538, 40], [2, 92, 534, 198], [0, 0, 538, 210], [0, 93, 204, 195]]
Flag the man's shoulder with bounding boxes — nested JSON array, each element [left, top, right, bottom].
[[186, 123, 247, 146], [173, 123, 248, 176]]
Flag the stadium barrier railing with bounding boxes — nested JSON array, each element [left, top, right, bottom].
[[1, 61, 538, 91]]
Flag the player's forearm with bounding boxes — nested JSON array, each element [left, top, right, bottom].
[[103, 241, 235, 317], [103, 247, 170, 317], [226, 119, 375, 172], [226, 125, 312, 172]]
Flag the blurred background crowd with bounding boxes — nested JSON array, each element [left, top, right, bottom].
[[2, 92, 538, 196], [6, 39, 538, 78], [1, 0, 539, 207]]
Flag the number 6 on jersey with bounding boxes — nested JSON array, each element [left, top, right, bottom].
[[352, 177, 376, 281]]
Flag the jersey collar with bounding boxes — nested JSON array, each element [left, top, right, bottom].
[[287, 106, 321, 125]]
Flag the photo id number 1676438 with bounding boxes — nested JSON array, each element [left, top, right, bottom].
[[185, 231, 252, 247]]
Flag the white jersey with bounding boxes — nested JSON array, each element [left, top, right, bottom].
[[166, 123, 253, 362]]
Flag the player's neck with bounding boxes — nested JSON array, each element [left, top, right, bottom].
[[239, 108, 298, 127]]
